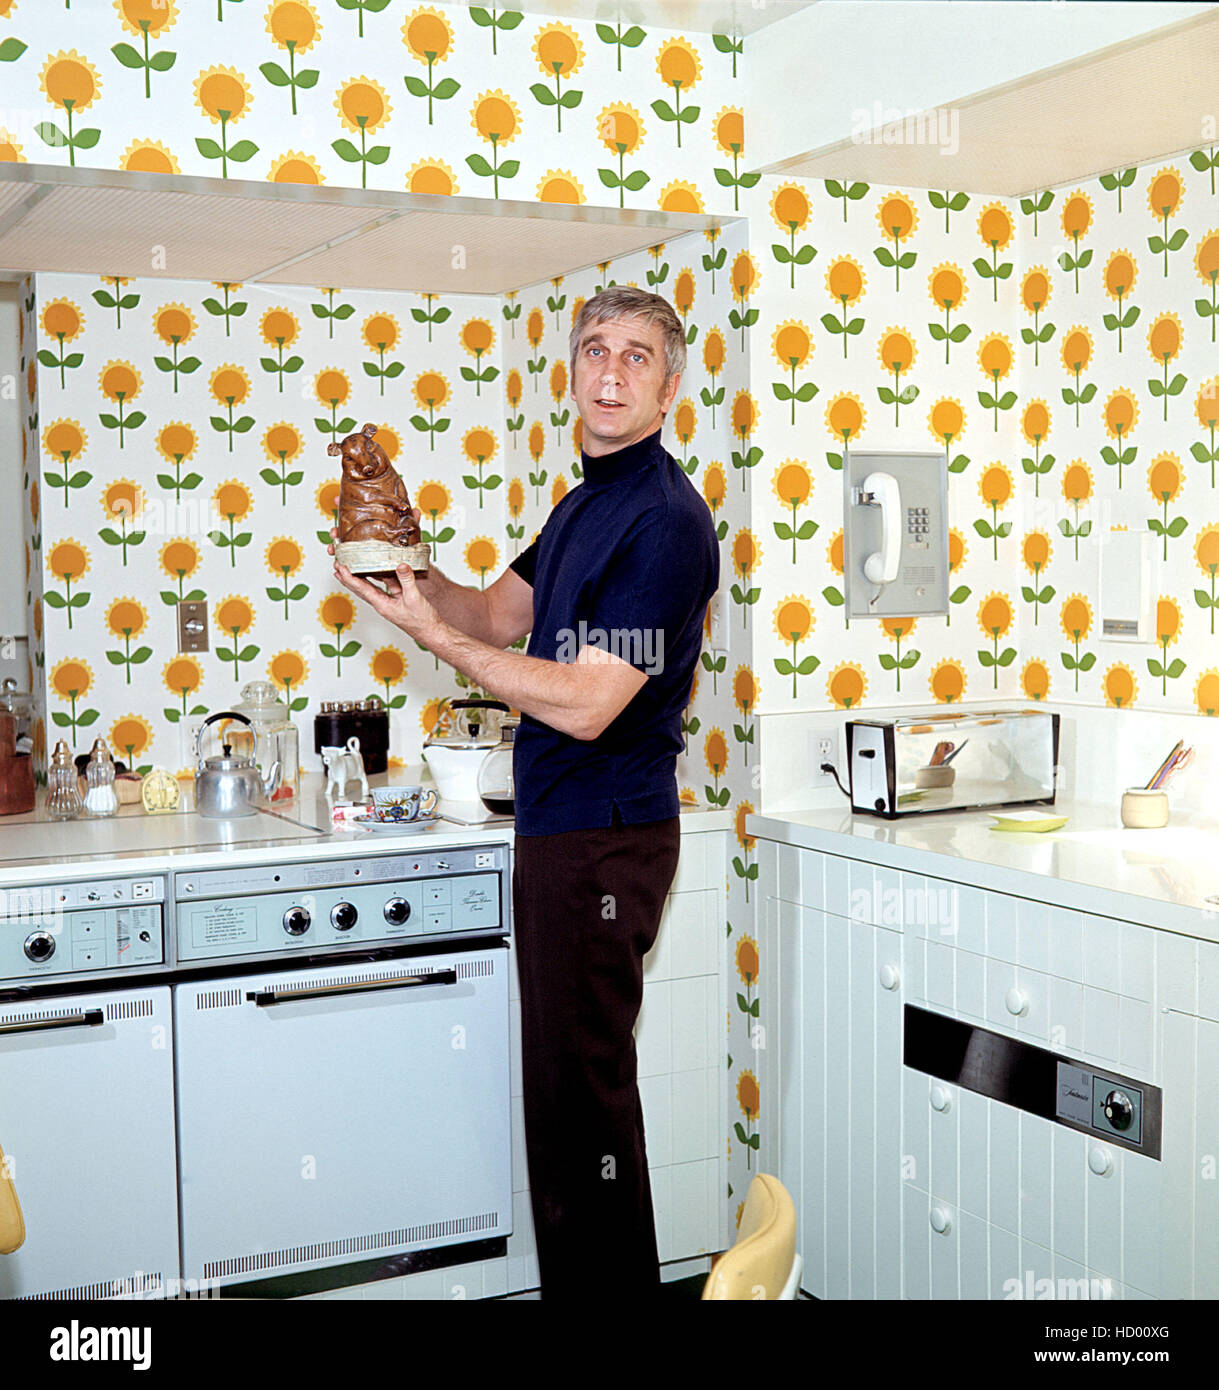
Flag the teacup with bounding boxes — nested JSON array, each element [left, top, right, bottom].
[[371, 784, 438, 823]]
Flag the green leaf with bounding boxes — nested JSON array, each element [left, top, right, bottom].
[[433, 78, 460, 100], [44, 591, 66, 609], [332, 138, 362, 162], [822, 587, 844, 607], [559, 89, 583, 110], [622, 169, 650, 192], [879, 653, 897, 670], [112, 42, 146, 69], [1167, 517, 1189, 538], [950, 586, 971, 603], [466, 153, 494, 177], [404, 75, 431, 97], [678, 105, 700, 123], [621, 25, 645, 44], [874, 246, 896, 267], [295, 68, 319, 89], [0, 37, 28, 61], [77, 709, 99, 727], [796, 656, 819, 675], [261, 61, 291, 86], [365, 145, 390, 166], [196, 137, 223, 159], [1167, 228, 1189, 252]]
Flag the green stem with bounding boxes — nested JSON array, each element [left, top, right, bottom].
[[65, 576, 72, 630], [65, 102, 75, 168], [289, 43, 297, 116], [228, 515, 235, 566], [143, 26, 150, 99], [674, 83, 682, 148]]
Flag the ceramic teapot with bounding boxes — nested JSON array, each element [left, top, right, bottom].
[[194, 712, 281, 819]]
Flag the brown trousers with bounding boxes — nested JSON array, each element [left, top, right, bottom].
[[512, 815, 681, 1300]]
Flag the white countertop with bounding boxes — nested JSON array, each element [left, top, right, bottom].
[[748, 799, 1219, 940], [0, 771, 728, 888]]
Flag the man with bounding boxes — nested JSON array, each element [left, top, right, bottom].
[[334, 285, 719, 1299]]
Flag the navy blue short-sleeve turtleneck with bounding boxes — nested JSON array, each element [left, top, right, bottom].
[[507, 428, 719, 836]]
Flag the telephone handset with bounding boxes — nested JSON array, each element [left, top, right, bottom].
[[861, 471, 902, 585]]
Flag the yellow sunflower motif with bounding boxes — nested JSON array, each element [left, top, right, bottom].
[[402, 6, 452, 64], [406, 158, 457, 196], [119, 138, 178, 174], [657, 181, 704, 214], [335, 75, 391, 133], [930, 659, 967, 704], [266, 0, 321, 52], [827, 663, 867, 709], [1103, 664, 1138, 709], [470, 89, 520, 146], [536, 170, 585, 205], [771, 183, 810, 233], [195, 66, 251, 124], [1021, 660, 1050, 702], [115, 0, 177, 37], [268, 151, 324, 185], [40, 50, 102, 114]]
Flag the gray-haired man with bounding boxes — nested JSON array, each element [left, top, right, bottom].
[[335, 286, 719, 1298]]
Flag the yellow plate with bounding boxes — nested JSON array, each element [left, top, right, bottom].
[[989, 811, 1068, 833]]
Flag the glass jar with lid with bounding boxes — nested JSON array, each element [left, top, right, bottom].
[[234, 680, 299, 803]]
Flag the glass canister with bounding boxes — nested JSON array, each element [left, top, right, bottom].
[[83, 738, 118, 818], [47, 739, 82, 820], [235, 680, 299, 803], [476, 717, 518, 816]]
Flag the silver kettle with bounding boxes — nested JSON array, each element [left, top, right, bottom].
[[194, 711, 281, 819]]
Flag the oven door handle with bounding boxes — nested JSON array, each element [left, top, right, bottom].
[[0, 1008, 105, 1036], [245, 969, 459, 1007]]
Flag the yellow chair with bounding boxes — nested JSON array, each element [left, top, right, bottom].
[[701, 1172, 801, 1300], [0, 1140, 24, 1254]]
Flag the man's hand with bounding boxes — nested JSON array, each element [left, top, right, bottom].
[[333, 559, 440, 644]]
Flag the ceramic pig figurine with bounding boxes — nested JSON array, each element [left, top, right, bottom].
[[329, 422, 421, 549], [329, 423, 430, 576]]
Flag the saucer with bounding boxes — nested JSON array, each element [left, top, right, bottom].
[[354, 814, 440, 834]]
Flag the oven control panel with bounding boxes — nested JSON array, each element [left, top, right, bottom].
[[173, 846, 509, 964], [0, 876, 166, 984]]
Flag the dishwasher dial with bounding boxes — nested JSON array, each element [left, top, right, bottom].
[[383, 897, 411, 926], [282, 906, 311, 936], [1103, 1089, 1134, 1132], [330, 901, 358, 931], [23, 930, 56, 963]]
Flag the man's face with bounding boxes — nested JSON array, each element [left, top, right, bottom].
[[570, 314, 680, 457]]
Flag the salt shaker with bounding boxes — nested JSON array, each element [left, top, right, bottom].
[[47, 739, 82, 820], [83, 738, 118, 818]]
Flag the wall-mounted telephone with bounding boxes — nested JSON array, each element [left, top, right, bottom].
[[843, 450, 949, 618]]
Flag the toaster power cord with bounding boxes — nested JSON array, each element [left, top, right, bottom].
[[820, 762, 850, 799]]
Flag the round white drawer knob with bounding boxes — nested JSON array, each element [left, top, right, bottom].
[[1088, 1146, 1113, 1177], [879, 962, 901, 991], [1005, 986, 1029, 1016], [929, 1205, 952, 1235], [929, 1085, 952, 1113]]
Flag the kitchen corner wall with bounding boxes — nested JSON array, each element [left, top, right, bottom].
[[25, 268, 511, 776]]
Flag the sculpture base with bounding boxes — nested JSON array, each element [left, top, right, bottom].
[[335, 540, 430, 577]]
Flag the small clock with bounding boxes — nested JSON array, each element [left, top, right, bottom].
[[140, 767, 181, 814]]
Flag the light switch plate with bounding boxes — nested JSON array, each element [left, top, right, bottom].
[[177, 600, 208, 652]]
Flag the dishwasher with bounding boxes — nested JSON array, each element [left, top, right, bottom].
[[171, 844, 513, 1291]]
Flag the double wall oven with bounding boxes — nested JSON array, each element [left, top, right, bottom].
[[0, 840, 512, 1299]]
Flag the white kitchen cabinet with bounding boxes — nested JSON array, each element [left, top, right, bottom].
[[758, 832, 1186, 1301], [765, 845, 902, 1300]]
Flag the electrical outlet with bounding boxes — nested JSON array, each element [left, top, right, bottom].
[[809, 728, 838, 785]]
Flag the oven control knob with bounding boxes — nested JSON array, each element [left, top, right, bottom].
[[383, 897, 411, 926], [283, 906, 311, 936], [23, 930, 56, 963], [330, 901, 358, 931], [1103, 1089, 1133, 1132]]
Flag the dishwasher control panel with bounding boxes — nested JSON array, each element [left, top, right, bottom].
[[0, 876, 166, 984], [174, 845, 509, 964]]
